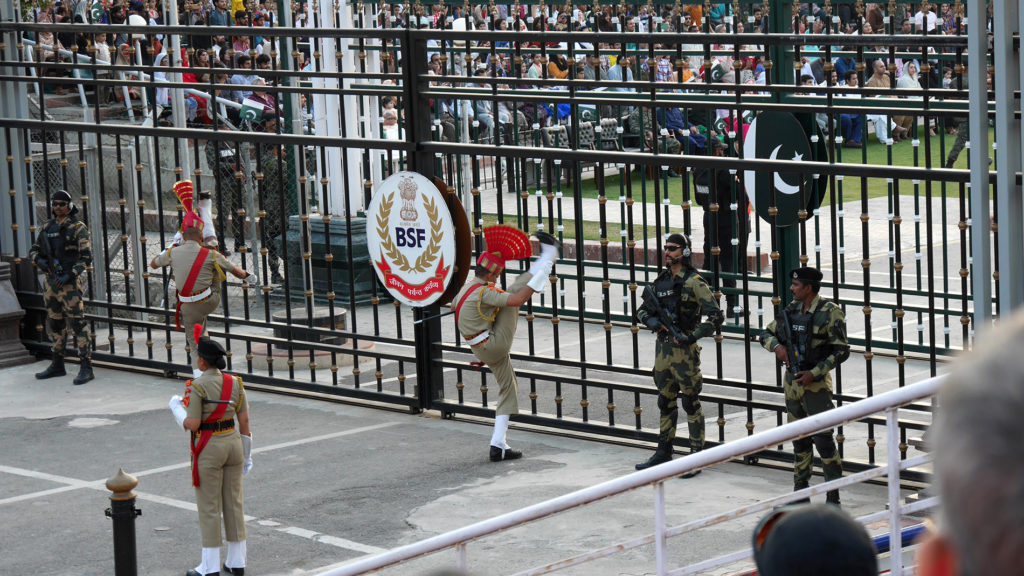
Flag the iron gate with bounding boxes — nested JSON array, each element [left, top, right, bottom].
[[0, 0, 1013, 473]]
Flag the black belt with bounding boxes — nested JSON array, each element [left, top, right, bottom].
[[198, 419, 235, 432]]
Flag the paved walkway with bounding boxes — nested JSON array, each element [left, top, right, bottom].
[[1, 359, 916, 576]]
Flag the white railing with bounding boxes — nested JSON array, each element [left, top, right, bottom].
[[317, 375, 943, 576]]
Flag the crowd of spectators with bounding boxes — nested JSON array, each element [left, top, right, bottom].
[[375, 1, 975, 157]]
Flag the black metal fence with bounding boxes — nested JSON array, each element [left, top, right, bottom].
[[0, 0, 999, 473]]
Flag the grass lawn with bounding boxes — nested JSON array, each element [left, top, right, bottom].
[[559, 125, 990, 206]]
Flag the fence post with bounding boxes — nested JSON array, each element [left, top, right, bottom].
[[105, 468, 142, 576], [403, 30, 445, 411]]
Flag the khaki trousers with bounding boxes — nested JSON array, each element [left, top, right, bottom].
[[471, 273, 532, 416], [181, 291, 221, 369], [194, 431, 246, 547]]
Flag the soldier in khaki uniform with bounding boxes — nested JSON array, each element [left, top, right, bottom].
[[634, 233, 722, 475], [453, 226, 560, 461], [169, 327, 253, 576], [760, 267, 849, 505], [150, 181, 256, 377], [30, 189, 95, 385]]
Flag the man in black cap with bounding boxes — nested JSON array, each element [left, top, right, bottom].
[[168, 326, 252, 576], [752, 504, 877, 576], [760, 267, 849, 504], [29, 190, 95, 385], [634, 233, 722, 473], [693, 137, 749, 318]]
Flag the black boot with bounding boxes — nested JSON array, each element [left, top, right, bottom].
[[73, 358, 94, 385], [825, 490, 841, 506], [792, 480, 811, 504], [535, 231, 563, 253], [35, 354, 66, 379], [489, 446, 523, 462], [636, 443, 673, 470]]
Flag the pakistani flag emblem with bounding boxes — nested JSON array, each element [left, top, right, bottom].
[[742, 111, 822, 228], [89, 0, 104, 23], [239, 97, 264, 123]]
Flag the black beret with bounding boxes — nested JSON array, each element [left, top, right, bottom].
[[754, 504, 877, 576], [666, 233, 689, 249], [52, 190, 72, 203], [791, 267, 823, 284], [197, 336, 227, 370]]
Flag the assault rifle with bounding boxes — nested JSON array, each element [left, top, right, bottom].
[[774, 308, 800, 376], [641, 285, 687, 344]]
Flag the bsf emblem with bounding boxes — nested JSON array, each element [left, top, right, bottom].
[[366, 172, 457, 307]]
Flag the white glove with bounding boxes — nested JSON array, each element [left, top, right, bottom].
[[243, 273, 258, 287], [527, 267, 552, 292], [168, 395, 187, 429], [241, 434, 253, 476]]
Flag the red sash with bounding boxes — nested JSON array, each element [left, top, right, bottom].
[[175, 247, 210, 329], [190, 372, 233, 487], [453, 283, 485, 328]]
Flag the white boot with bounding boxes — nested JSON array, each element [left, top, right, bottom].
[[490, 414, 510, 449], [194, 547, 220, 575], [225, 540, 247, 573]]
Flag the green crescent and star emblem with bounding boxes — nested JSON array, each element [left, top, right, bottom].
[[90, 0, 105, 22], [239, 97, 263, 123], [742, 111, 826, 228]]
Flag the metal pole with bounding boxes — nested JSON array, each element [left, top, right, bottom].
[[966, 0, 992, 332], [654, 481, 667, 576], [164, 3, 191, 178], [105, 468, 142, 576], [0, 0, 32, 257], [992, 0, 1023, 314], [886, 407, 902, 576]]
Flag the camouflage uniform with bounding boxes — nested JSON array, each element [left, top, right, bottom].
[[637, 267, 722, 456], [257, 143, 285, 277], [629, 106, 682, 156], [29, 213, 92, 361], [760, 294, 849, 500], [205, 139, 245, 248]]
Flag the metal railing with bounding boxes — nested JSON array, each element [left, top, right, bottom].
[[317, 374, 942, 576]]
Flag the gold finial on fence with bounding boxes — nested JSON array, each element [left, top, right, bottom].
[[855, 0, 863, 19], [732, 0, 739, 25]]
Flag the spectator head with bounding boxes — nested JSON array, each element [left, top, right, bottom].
[[844, 70, 859, 86], [901, 19, 912, 33], [255, 53, 272, 69], [925, 310, 1024, 576], [109, 5, 126, 22], [800, 74, 816, 86], [753, 504, 877, 576], [252, 12, 264, 25], [234, 10, 249, 24], [215, 0, 228, 10], [861, 21, 873, 34], [872, 59, 887, 77], [236, 54, 252, 69], [129, 0, 145, 14], [258, 111, 279, 132]]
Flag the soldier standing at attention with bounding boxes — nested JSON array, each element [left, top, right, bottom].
[[30, 189, 95, 385], [453, 226, 560, 462], [169, 326, 253, 576], [150, 181, 257, 377], [760, 267, 849, 505], [635, 233, 722, 474]]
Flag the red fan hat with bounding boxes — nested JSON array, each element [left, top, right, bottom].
[[173, 180, 204, 232], [477, 225, 531, 274]]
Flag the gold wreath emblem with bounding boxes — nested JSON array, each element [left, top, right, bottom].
[[376, 191, 444, 274]]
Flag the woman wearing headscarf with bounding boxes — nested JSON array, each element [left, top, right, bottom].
[[894, 60, 935, 137]]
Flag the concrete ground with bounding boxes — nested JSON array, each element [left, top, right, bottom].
[[1, 358, 925, 576]]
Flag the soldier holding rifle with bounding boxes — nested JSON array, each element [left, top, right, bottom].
[[634, 233, 722, 475], [29, 189, 94, 385], [760, 267, 849, 505]]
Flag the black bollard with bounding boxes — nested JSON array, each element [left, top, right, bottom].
[[105, 468, 142, 576]]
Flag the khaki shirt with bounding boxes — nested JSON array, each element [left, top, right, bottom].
[[153, 240, 234, 294], [454, 277, 511, 338], [184, 368, 248, 426]]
